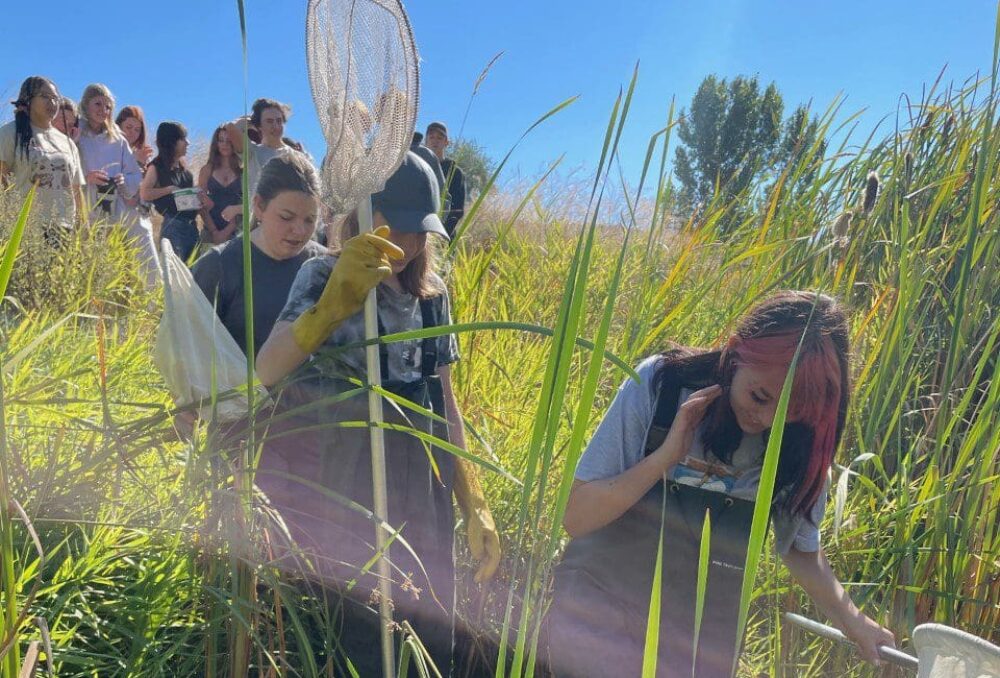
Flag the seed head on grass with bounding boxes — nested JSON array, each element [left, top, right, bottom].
[[862, 171, 880, 214]]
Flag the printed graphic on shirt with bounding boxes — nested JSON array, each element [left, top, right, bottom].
[[672, 455, 744, 494]]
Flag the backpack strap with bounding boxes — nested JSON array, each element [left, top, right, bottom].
[[643, 366, 685, 457], [418, 297, 440, 378]]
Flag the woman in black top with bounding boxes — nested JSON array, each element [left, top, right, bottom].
[[140, 121, 204, 261], [198, 125, 242, 245]]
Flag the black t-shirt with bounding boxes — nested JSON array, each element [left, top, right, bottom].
[[191, 236, 327, 356]]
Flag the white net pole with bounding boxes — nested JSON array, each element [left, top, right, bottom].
[[359, 194, 395, 677]]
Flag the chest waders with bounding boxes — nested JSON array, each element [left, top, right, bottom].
[[546, 370, 756, 678], [256, 297, 456, 677]]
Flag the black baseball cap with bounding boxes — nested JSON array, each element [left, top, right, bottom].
[[426, 121, 448, 138], [372, 151, 448, 239]]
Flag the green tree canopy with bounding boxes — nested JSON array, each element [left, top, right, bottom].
[[674, 75, 826, 220]]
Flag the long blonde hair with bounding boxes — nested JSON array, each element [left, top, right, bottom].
[[79, 83, 121, 140]]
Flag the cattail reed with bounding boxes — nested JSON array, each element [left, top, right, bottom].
[[862, 171, 880, 214]]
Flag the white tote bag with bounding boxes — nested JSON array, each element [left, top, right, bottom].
[[154, 240, 266, 422]]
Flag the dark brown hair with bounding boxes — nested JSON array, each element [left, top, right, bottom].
[[250, 98, 291, 127], [654, 291, 850, 517], [207, 125, 242, 175], [338, 211, 444, 299]]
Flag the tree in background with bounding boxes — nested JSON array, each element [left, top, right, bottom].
[[674, 75, 826, 228], [449, 138, 495, 199]]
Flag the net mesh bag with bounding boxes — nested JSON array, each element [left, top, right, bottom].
[[914, 624, 1000, 678], [306, 0, 419, 214]]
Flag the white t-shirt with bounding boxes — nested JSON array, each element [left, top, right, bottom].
[[0, 120, 85, 227]]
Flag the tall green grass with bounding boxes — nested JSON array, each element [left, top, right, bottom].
[[0, 9, 998, 676]]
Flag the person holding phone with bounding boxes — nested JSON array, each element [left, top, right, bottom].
[[76, 83, 141, 222]]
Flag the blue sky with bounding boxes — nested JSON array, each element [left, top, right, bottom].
[[2, 1, 996, 185]]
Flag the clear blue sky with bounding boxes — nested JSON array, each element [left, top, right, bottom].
[[2, 1, 996, 185]]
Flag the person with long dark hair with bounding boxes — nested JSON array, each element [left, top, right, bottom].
[[76, 83, 142, 222], [140, 121, 202, 261], [197, 125, 243, 245], [546, 291, 896, 677], [0, 76, 85, 237]]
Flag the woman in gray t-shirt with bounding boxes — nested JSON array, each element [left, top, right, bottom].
[[548, 291, 896, 677]]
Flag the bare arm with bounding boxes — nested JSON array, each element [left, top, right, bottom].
[[781, 546, 896, 665], [197, 165, 219, 233], [139, 164, 176, 202], [563, 385, 721, 537], [256, 320, 311, 387]]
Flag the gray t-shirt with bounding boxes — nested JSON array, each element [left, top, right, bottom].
[[575, 356, 827, 554], [0, 121, 85, 227], [277, 255, 459, 382], [191, 236, 326, 357]]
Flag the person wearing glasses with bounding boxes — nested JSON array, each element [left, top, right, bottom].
[[0, 76, 85, 242]]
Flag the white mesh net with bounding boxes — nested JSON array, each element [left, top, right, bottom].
[[914, 624, 1000, 678], [306, 0, 419, 213]]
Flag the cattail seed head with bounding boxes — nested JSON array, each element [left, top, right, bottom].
[[833, 211, 852, 238], [862, 171, 880, 214], [905, 152, 914, 182], [942, 113, 955, 145]]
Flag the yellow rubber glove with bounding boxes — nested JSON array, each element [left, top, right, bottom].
[[454, 458, 501, 583], [290, 225, 404, 355]]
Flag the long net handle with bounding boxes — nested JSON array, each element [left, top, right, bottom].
[[784, 612, 919, 670], [359, 195, 396, 678]]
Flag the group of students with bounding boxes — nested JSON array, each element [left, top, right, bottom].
[[4, 75, 896, 677], [0, 75, 469, 268]]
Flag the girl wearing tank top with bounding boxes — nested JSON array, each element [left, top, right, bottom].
[[198, 125, 243, 245]]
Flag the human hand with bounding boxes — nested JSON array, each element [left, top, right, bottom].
[[841, 612, 896, 666], [656, 384, 722, 467], [135, 145, 153, 165], [112, 174, 125, 187], [86, 169, 109, 186], [290, 225, 403, 354], [200, 193, 214, 210], [221, 204, 243, 223]]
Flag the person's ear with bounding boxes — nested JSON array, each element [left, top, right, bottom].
[[253, 195, 267, 221]]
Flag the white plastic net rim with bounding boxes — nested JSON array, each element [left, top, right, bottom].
[[913, 623, 1000, 678]]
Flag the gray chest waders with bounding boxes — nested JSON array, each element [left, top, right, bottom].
[[546, 372, 757, 678], [256, 297, 456, 677]]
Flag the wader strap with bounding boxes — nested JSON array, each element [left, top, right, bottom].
[[376, 313, 390, 380], [643, 371, 685, 457], [419, 297, 446, 419], [418, 298, 440, 378]]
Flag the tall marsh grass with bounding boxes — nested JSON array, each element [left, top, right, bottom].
[[0, 13, 998, 676]]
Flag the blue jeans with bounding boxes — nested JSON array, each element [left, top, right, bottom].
[[160, 215, 199, 264]]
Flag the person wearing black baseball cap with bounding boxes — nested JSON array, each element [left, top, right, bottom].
[[256, 150, 501, 676], [425, 121, 467, 238]]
